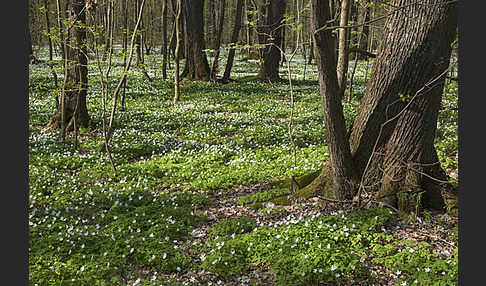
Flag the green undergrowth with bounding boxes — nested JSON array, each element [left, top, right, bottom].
[[209, 217, 258, 240], [202, 208, 457, 285], [29, 47, 458, 285], [372, 240, 458, 285]]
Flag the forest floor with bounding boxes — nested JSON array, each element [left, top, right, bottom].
[[29, 47, 458, 285]]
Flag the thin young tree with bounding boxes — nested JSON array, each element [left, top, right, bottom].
[[102, 0, 113, 61], [135, 0, 153, 82], [336, 0, 351, 97], [43, 0, 59, 107], [222, 0, 244, 82], [55, 0, 65, 60], [121, 0, 129, 110], [210, 0, 226, 80], [161, 0, 169, 80], [173, 0, 182, 103], [102, 0, 147, 148]]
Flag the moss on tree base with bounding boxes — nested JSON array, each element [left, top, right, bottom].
[[295, 167, 334, 199]]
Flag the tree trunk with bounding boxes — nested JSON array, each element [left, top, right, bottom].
[[43, 0, 54, 62], [161, 0, 168, 79], [173, 0, 182, 102], [354, 0, 370, 60], [121, 0, 129, 110], [336, 0, 351, 96], [49, 0, 91, 130], [135, 0, 152, 82], [210, 0, 226, 80], [222, 0, 244, 82], [257, 0, 286, 81], [102, 0, 112, 61], [308, 35, 314, 64], [181, 0, 211, 81], [168, 0, 177, 58], [55, 0, 65, 60], [310, 0, 359, 200], [348, 0, 458, 213], [244, 0, 255, 57], [208, 0, 217, 50], [300, 0, 457, 215], [28, 18, 37, 64]]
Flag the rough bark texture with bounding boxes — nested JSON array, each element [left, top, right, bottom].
[[49, 0, 91, 129], [222, 0, 244, 82], [181, 0, 211, 81], [348, 0, 458, 213], [311, 0, 359, 200], [257, 0, 286, 81]]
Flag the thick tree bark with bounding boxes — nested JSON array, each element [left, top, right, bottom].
[[257, 0, 286, 80], [181, 0, 211, 81], [222, 0, 244, 82], [310, 0, 359, 200], [347, 0, 458, 212], [49, 0, 91, 130], [301, 0, 457, 214]]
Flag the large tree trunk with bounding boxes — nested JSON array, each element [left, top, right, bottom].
[[301, 0, 457, 214], [222, 0, 244, 82], [181, 0, 211, 81], [349, 0, 458, 212], [49, 0, 91, 130], [257, 0, 286, 81]]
